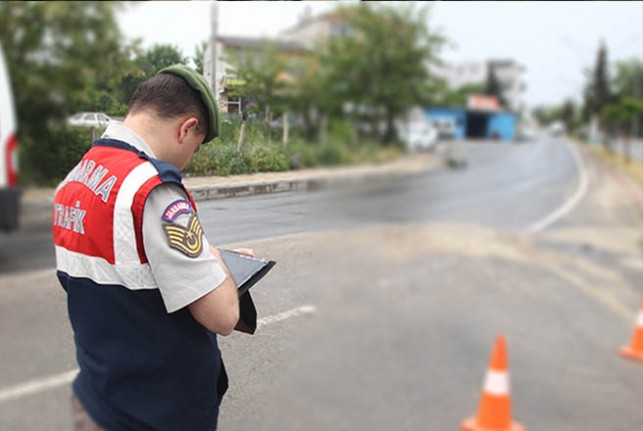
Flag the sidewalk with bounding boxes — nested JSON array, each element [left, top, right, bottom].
[[20, 153, 441, 224], [184, 152, 439, 201]]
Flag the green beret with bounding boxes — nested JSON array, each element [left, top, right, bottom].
[[158, 64, 218, 143]]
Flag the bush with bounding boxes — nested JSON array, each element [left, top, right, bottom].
[[328, 120, 356, 147], [21, 126, 97, 185], [20, 112, 403, 185], [284, 138, 317, 169], [185, 142, 250, 176], [247, 142, 290, 172], [317, 139, 352, 166]]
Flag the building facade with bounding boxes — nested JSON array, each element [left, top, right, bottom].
[[424, 107, 517, 142], [435, 59, 527, 114], [204, 35, 308, 115]]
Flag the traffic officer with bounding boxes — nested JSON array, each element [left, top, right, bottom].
[[53, 64, 246, 430]]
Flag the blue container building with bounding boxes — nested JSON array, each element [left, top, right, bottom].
[[424, 107, 517, 142]]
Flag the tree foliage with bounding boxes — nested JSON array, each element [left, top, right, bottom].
[[193, 40, 207, 75], [580, 43, 643, 142], [286, 53, 326, 139], [116, 44, 188, 110], [225, 41, 290, 122], [614, 59, 643, 98], [0, 2, 133, 118], [0, 2, 133, 183], [225, 3, 448, 144], [613, 59, 643, 137], [0, 2, 451, 184], [322, 2, 447, 142], [533, 99, 580, 131], [436, 82, 485, 107], [0, 2, 202, 184], [583, 41, 613, 121]]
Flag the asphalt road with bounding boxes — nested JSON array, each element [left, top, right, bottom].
[[199, 134, 579, 244], [1, 134, 642, 430]]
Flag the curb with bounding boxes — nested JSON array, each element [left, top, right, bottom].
[[185, 153, 440, 202], [19, 153, 441, 225], [572, 139, 643, 211]]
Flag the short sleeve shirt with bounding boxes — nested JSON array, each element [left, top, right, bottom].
[[143, 183, 227, 312], [102, 123, 227, 313]]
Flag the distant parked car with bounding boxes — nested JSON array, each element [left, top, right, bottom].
[[549, 121, 565, 137], [398, 121, 439, 152], [67, 112, 111, 128], [429, 117, 457, 140], [516, 127, 537, 143]]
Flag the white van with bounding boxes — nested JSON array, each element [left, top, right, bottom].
[[397, 107, 439, 152], [0, 44, 20, 232], [398, 120, 438, 152]]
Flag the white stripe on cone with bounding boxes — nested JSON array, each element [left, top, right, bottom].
[[483, 370, 510, 396], [636, 311, 643, 327]]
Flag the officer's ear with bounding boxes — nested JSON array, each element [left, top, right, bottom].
[[178, 117, 200, 144]]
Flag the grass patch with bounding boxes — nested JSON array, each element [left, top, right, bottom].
[[581, 140, 643, 186]]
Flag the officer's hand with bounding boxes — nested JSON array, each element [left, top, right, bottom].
[[232, 248, 255, 258]]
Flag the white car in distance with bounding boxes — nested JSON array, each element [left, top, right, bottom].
[[68, 112, 112, 128], [399, 121, 438, 152]]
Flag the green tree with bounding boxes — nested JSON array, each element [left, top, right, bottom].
[[532, 106, 552, 126], [286, 53, 323, 139], [193, 40, 207, 75], [321, 2, 447, 143], [226, 40, 289, 123], [614, 59, 642, 99], [139, 44, 187, 74], [614, 58, 643, 138], [0, 2, 133, 183], [560, 99, 577, 132], [583, 41, 612, 121], [116, 44, 188, 112], [436, 82, 485, 107], [601, 99, 643, 137]]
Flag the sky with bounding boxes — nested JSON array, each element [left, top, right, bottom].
[[117, 1, 642, 109]]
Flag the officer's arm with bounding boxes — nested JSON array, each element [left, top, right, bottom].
[[142, 184, 239, 333], [188, 247, 240, 336]]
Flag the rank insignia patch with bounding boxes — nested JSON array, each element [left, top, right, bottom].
[[163, 213, 204, 258]]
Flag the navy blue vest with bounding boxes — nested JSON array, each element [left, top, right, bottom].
[[55, 140, 227, 430]]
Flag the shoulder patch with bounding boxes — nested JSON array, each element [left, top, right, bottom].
[[162, 199, 193, 222], [163, 213, 204, 258]]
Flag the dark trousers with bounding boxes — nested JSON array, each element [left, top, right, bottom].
[[71, 393, 104, 431]]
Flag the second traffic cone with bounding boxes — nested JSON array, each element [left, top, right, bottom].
[[461, 335, 526, 431], [619, 299, 643, 362]]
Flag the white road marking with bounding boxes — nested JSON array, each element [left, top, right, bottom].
[[0, 370, 77, 404], [0, 304, 317, 405], [528, 140, 589, 232], [257, 304, 317, 329]]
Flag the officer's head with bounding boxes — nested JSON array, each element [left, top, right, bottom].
[[126, 65, 218, 169]]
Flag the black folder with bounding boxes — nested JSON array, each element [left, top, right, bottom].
[[219, 249, 276, 334], [219, 249, 276, 297]]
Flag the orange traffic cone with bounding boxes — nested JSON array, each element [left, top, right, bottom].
[[619, 299, 643, 362], [461, 335, 526, 431]]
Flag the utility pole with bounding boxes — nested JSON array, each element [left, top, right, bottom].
[[632, 64, 641, 140], [206, 1, 219, 107]]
